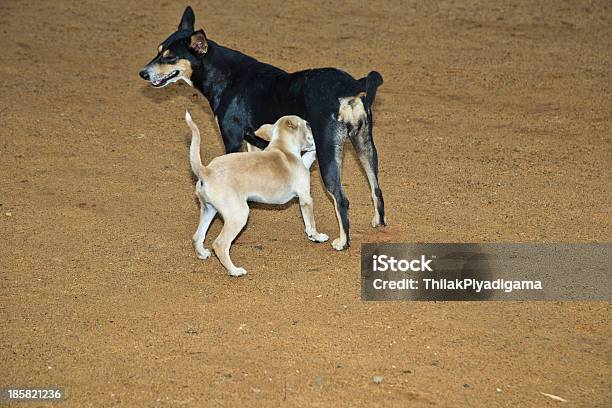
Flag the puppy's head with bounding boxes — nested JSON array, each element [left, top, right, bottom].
[[273, 116, 315, 152], [138, 6, 209, 88]]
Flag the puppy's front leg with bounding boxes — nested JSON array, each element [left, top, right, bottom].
[[298, 194, 328, 243], [193, 201, 217, 259], [301, 150, 317, 170]]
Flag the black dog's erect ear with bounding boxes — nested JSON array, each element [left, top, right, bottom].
[[178, 6, 195, 31], [189, 30, 208, 55]]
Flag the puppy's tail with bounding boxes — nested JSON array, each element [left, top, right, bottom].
[[185, 111, 206, 179], [360, 71, 383, 111]]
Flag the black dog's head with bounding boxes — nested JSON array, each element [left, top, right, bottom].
[[138, 6, 208, 88]]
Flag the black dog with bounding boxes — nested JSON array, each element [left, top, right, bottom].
[[139, 6, 385, 250]]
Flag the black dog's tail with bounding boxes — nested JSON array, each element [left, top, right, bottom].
[[359, 71, 383, 111]]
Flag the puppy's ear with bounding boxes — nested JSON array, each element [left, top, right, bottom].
[[285, 118, 297, 130], [189, 29, 208, 55], [179, 6, 195, 31], [255, 124, 273, 140]]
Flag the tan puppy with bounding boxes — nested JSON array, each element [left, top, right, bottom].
[[185, 111, 328, 277]]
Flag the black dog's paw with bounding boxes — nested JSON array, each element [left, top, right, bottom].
[[331, 238, 350, 251]]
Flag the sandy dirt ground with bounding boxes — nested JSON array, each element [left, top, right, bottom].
[[1, 0, 610, 406]]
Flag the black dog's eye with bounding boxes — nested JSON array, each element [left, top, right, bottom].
[[165, 56, 178, 63]]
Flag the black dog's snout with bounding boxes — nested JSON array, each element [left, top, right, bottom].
[[139, 69, 150, 80]]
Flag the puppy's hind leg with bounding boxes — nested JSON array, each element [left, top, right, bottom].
[[193, 198, 217, 260], [212, 201, 249, 277]]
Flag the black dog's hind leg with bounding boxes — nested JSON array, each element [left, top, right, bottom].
[[219, 119, 248, 153], [316, 121, 350, 250], [348, 118, 386, 227]]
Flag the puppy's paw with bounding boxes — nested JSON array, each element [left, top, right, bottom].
[[331, 238, 348, 251], [308, 232, 329, 243], [196, 248, 211, 260], [229, 267, 247, 277]]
